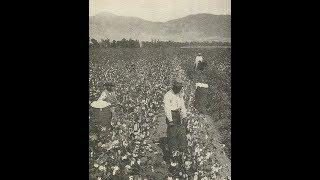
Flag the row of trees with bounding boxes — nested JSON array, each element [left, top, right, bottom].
[[141, 40, 230, 48], [89, 37, 230, 48], [90, 38, 141, 48]]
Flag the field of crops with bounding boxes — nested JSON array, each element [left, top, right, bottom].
[[89, 47, 231, 180]]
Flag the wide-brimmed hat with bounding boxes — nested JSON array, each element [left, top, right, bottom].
[[90, 100, 111, 109]]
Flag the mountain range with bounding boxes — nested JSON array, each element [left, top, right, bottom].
[[89, 12, 230, 42]]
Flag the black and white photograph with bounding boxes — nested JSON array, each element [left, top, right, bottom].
[[5, 0, 317, 180], [89, 0, 231, 179]]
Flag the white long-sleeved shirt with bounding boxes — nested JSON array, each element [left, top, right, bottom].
[[163, 90, 187, 122], [194, 55, 203, 68], [98, 91, 108, 101]]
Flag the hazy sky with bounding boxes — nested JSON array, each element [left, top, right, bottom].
[[89, 0, 230, 22]]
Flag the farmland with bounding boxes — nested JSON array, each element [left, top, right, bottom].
[[89, 47, 231, 180]]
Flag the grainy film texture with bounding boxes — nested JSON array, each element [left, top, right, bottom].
[[89, 0, 231, 179]]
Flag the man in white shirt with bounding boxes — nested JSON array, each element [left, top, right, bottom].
[[163, 80, 188, 162], [194, 53, 203, 70], [164, 80, 187, 125]]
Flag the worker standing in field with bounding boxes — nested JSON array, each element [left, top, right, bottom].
[[194, 52, 203, 70], [89, 82, 117, 132], [163, 80, 188, 162], [194, 59, 209, 114]]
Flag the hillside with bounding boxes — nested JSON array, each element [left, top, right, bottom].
[[89, 12, 230, 42]]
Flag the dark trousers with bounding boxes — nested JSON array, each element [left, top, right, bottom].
[[166, 110, 188, 154], [194, 86, 209, 114], [89, 107, 113, 136], [158, 137, 171, 163]]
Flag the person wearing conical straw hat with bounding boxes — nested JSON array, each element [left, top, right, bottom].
[[163, 79, 188, 164], [90, 82, 117, 131]]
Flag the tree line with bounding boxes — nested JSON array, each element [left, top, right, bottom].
[[89, 37, 230, 48], [89, 38, 140, 48]]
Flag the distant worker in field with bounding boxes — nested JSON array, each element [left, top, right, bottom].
[[162, 80, 188, 163], [194, 60, 209, 114], [194, 52, 203, 70], [90, 82, 117, 132]]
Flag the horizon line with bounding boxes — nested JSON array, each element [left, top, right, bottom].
[[89, 11, 231, 22]]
